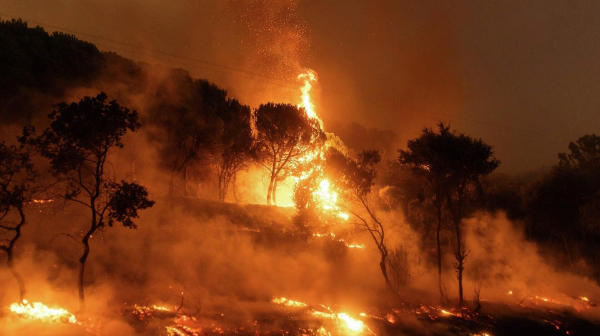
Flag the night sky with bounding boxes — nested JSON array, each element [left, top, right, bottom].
[[3, 0, 600, 172]]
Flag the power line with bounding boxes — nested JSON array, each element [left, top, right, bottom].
[[0, 12, 586, 144], [0, 11, 355, 98]]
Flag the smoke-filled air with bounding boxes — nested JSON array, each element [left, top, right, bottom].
[[1, 1, 600, 335]]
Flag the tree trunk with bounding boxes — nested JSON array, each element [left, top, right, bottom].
[[453, 193, 464, 307], [218, 173, 224, 201], [436, 203, 444, 303], [379, 256, 394, 293], [4, 208, 27, 301], [272, 179, 278, 205], [7, 254, 26, 301], [168, 170, 176, 197], [78, 226, 95, 312], [183, 166, 189, 198], [232, 173, 239, 203], [266, 177, 274, 205], [560, 232, 575, 270]]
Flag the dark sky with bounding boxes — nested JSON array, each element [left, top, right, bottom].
[[3, 0, 600, 172]]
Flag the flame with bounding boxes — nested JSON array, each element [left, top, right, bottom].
[[345, 244, 365, 249], [298, 70, 318, 121], [312, 232, 364, 250], [9, 299, 77, 324], [290, 70, 349, 220], [272, 297, 308, 307], [32, 199, 54, 204], [337, 313, 364, 332], [316, 326, 331, 335], [310, 312, 365, 333]]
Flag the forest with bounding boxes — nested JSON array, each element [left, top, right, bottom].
[[1, 18, 600, 336]]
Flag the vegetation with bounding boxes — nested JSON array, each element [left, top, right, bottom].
[[0, 142, 36, 301], [2, 19, 600, 324], [255, 103, 325, 205], [21, 93, 154, 310]]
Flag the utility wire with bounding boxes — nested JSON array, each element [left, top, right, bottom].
[[0, 11, 587, 144]]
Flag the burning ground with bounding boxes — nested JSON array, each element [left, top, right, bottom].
[[1, 199, 600, 336]]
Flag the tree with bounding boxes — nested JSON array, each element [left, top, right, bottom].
[[399, 123, 499, 306], [0, 19, 104, 124], [528, 134, 600, 269], [255, 103, 325, 205], [21, 92, 154, 311], [0, 142, 35, 301], [213, 99, 254, 201], [558, 134, 600, 174], [325, 148, 395, 292], [398, 124, 454, 302], [149, 76, 224, 197], [442, 126, 499, 307]]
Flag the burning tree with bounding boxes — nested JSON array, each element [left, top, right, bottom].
[[0, 142, 35, 301], [255, 102, 325, 205], [324, 148, 396, 292], [399, 123, 499, 306], [21, 92, 155, 310]]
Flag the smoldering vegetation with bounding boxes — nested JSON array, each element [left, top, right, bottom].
[[1, 18, 600, 336]]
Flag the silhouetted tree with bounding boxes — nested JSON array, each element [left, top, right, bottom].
[[0, 19, 104, 123], [21, 92, 154, 311], [442, 126, 498, 307], [213, 99, 254, 201], [528, 134, 600, 270], [255, 103, 325, 205], [0, 142, 35, 301], [558, 134, 600, 174], [325, 148, 395, 292], [399, 123, 499, 306], [398, 124, 454, 302], [149, 76, 224, 197]]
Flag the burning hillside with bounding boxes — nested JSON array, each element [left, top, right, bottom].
[[2, 4, 600, 336]]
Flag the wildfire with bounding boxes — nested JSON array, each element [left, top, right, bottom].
[[272, 297, 308, 307], [310, 310, 367, 334], [345, 244, 365, 249], [337, 313, 364, 332], [312, 232, 364, 250], [9, 299, 77, 324], [298, 70, 318, 121], [291, 69, 349, 221]]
